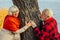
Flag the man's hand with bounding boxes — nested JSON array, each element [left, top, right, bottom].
[[31, 21, 37, 28]]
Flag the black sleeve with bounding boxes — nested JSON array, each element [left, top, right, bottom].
[[37, 20, 43, 30]]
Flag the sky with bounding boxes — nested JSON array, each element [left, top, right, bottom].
[[39, 0, 60, 2], [0, 0, 13, 8], [0, 0, 60, 8]]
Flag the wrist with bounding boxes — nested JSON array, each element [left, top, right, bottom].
[[32, 26, 37, 28], [23, 26, 29, 30]]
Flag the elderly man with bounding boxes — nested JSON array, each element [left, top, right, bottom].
[[31, 8, 60, 40]]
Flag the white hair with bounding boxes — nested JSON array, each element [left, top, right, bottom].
[[8, 5, 19, 15], [43, 8, 53, 17]]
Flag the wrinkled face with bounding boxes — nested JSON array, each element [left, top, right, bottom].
[[41, 11, 47, 21], [12, 11, 19, 17]]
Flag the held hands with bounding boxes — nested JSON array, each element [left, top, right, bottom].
[[25, 20, 37, 28]]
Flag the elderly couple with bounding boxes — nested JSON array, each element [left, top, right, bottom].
[[0, 5, 60, 40]]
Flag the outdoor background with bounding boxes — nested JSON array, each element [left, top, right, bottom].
[[0, 0, 60, 32]]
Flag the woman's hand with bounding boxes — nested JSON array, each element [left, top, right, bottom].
[[25, 21, 32, 28]]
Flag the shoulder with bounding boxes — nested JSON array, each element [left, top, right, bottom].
[[5, 15, 14, 20], [5, 15, 18, 21], [51, 17, 57, 23], [4, 15, 20, 24]]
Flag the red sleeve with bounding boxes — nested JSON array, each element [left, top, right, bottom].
[[3, 16, 20, 32]]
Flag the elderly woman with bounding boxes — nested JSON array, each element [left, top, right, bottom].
[[0, 5, 31, 40], [31, 8, 60, 40]]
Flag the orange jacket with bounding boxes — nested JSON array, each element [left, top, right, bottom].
[[3, 15, 20, 32]]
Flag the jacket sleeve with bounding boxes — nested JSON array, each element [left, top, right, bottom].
[[4, 17, 19, 32], [15, 26, 29, 33], [33, 26, 50, 40]]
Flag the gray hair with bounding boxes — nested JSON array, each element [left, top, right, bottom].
[[8, 5, 19, 15], [43, 8, 53, 17]]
